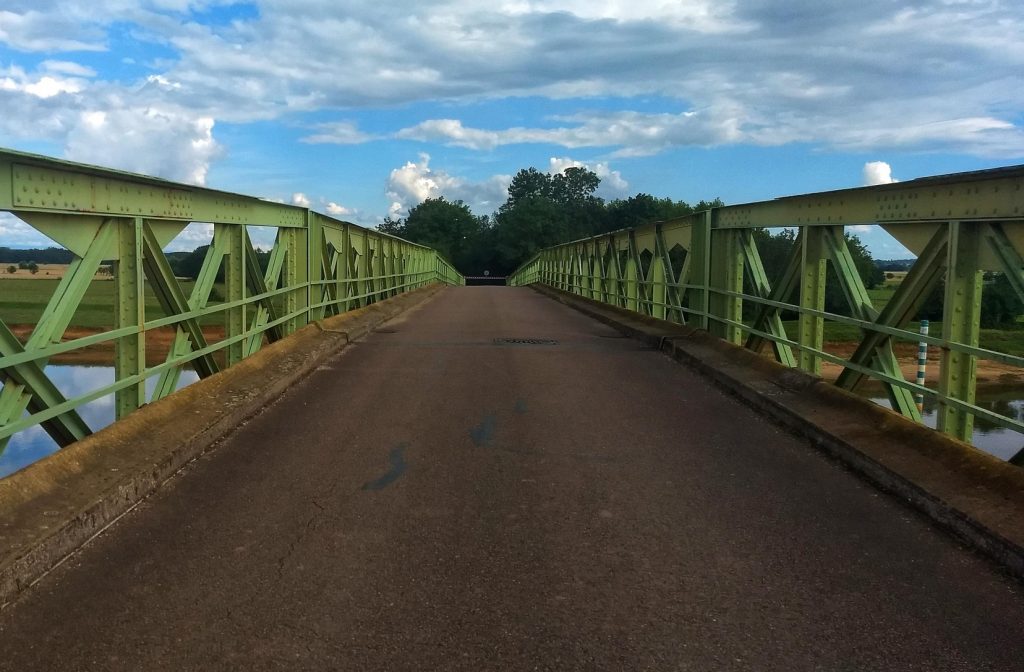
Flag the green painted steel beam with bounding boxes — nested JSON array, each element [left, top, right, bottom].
[[114, 217, 146, 419], [822, 227, 921, 421], [689, 211, 714, 330], [709, 228, 744, 344], [140, 221, 220, 378], [0, 221, 116, 450], [739, 230, 796, 367], [0, 321, 91, 446], [714, 165, 1024, 230], [153, 235, 228, 402], [798, 228, 827, 374], [243, 229, 286, 357], [984, 222, 1024, 303], [939, 222, 983, 441], [0, 147, 463, 460], [835, 226, 948, 391]]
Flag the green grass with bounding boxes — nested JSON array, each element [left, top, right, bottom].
[[0, 277, 225, 329]]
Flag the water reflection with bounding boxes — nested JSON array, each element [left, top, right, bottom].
[[0, 366, 199, 478], [870, 392, 1024, 461]]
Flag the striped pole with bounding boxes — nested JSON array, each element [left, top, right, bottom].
[[916, 319, 930, 412]]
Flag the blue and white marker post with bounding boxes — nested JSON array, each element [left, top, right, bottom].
[[916, 320, 930, 412]]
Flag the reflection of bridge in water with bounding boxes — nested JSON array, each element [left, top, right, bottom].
[[1, 150, 1024, 668]]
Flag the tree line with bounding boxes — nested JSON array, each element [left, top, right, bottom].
[[381, 164, 1020, 325], [379, 166, 724, 277]]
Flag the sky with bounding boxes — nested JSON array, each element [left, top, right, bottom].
[[1, 0, 1023, 258]]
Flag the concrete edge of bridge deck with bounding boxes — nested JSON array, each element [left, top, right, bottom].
[[529, 283, 1024, 580], [0, 283, 448, 608]]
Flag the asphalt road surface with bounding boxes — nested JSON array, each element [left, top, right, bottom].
[[2, 287, 1023, 671]]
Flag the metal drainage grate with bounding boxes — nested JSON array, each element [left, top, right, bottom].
[[493, 337, 559, 346]]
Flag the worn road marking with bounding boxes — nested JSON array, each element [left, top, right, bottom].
[[469, 414, 497, 447], [361, 443, 409, 491]]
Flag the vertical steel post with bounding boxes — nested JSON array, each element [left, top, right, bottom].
[[222, 223, 246, 366], [938, 221, 982, 441], [709, 228, 744, 344], [283, 224, 308, 335], [338, 224, 350, 311], [307, 214, 324, 320], [624, 255, 639, 312], [689, 210, 714, 330], [651, 256, 667, 321], [589, 240, 602, 300], [798, 228, 827, 374], [114, 217, 145, 418]]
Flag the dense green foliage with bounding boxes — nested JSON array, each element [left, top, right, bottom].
[[0, 247, 74, 264], [383, 166, 723, 276], [166, 246, 271, 280], [918, 273, 1024, 328]]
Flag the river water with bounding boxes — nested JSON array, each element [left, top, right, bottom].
[[1, 365, 1021, 479], [869, 392, 1024, 461], [0, 366, 199, 478]]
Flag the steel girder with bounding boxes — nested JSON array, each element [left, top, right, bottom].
[[0, 149, 463, 458], [508, 165, 1024, 456]]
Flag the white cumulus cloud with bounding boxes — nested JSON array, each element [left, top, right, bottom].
[[65, 108, 220, 185], [291, 192, 311, 207], [386, 153, 510, 217], [862, 161, 898, 186], [325, 202, 352, 216]]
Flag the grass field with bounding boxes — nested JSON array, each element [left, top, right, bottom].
[[0, 277, 221, 328], [782, 285, 1024, 357]]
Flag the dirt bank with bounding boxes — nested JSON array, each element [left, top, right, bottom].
[[819, 341, 1024, 394], [9, 325, 228, 367]]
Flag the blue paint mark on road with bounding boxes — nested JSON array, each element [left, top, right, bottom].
[[361, 443, 409, 491], [470, 414, 497, 447]]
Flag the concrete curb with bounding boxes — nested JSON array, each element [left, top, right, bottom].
[[531, 283, 1024, 579], [0, 284, 447, 606]]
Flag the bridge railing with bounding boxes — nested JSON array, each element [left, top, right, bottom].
[[0, 148, 463, 462], [509, 166, 1024, 462]]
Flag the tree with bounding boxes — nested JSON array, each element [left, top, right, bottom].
[[401, 198, 486, 273], [6, 265, 15, 274], [377, 217, 405, 237], [606, 194, 704, 231], [550, 166, 600, 205], [980, 273, 1024, 327], [27, 262, 39, 275], [919, 272, 1024, 327], [494, 196, 567, 273], [502, 168, 552, 211]]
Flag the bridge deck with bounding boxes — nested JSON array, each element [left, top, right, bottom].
[[2, 286, 1023, 670]]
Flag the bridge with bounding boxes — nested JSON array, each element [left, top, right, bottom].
[[1, 149, 1024, 668]]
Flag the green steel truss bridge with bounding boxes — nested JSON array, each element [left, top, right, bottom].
[[2, 149, 1024, 668], [0, 149, 462, 455], [510, 166, 1024, 448]]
